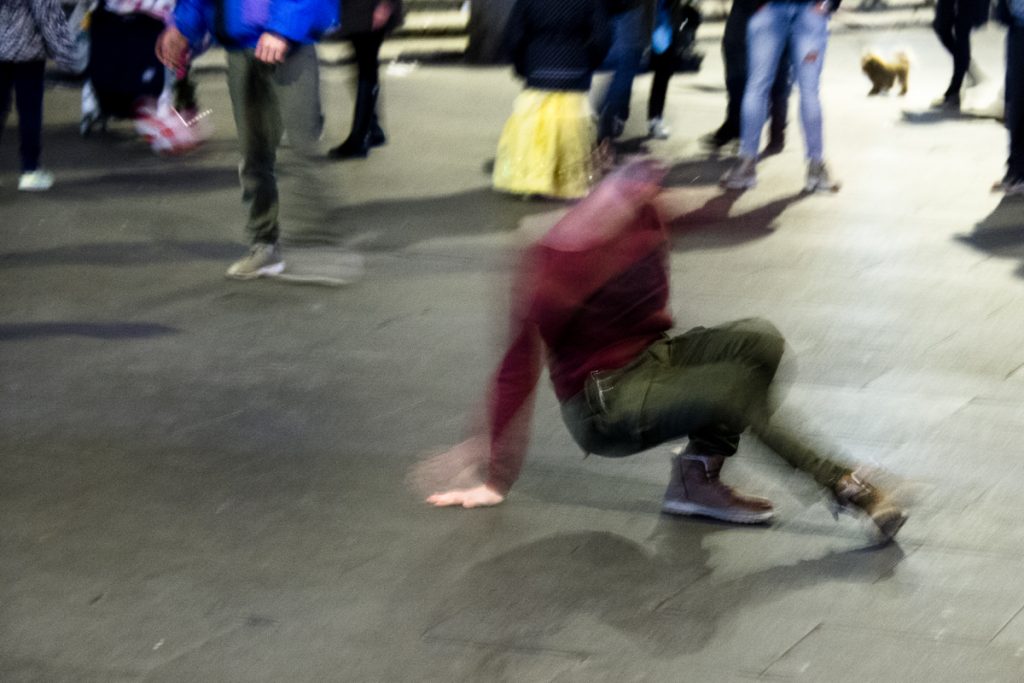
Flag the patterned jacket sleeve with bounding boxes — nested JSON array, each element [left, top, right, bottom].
[[28, 0, 75, 67]]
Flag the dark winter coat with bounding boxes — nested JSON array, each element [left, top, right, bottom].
[[505, 0, 612, 92], [337, 0, 404, 37], [0, 0, 74, 63]]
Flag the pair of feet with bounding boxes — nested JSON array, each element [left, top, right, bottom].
[[662, 452, 908, 542], [720, 156, 841, 194]]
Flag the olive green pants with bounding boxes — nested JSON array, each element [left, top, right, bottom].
[[226, 45, 324, 245], [561, 318, 849, 489]]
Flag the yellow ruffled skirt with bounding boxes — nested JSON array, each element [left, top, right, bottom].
[[492, 89, 596, 200]]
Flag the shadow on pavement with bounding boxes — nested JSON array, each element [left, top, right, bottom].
[[0, 240, 241, 267], [669, 191, 807, 250], [0, 321, 177, 341], [293, 186, 561, 250], [956, 196, 1024, 279], [422, 523, 905, 659]]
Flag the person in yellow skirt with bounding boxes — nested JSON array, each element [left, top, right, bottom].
[[492, 0, 612, 200]]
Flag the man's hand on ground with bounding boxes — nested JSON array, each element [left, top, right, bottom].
[[255, 33, 289, 64], [427, 484, 505, 509], [156, 27, 190, 72]]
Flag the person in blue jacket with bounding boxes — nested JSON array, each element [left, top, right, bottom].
[[156, 0, 338, 279]]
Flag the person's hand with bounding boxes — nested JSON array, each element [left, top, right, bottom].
[[156, 27, 190, 72], [427, 484, 505, 509], [254, 32, 289, 63], [371, 1, 394, 31]]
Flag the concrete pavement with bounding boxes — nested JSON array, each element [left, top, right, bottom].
[[3, 24, 1024, 682]]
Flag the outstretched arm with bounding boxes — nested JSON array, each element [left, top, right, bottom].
[[426, 315, 544, 509]]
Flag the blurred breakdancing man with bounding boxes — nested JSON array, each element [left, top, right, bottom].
[[425, 160, 907, 542]]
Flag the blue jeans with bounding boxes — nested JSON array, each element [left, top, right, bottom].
[[740, 2, 829, 161], [598, 6, 644, 140]]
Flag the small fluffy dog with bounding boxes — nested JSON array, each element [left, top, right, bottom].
[[861, 51, 910, 96]]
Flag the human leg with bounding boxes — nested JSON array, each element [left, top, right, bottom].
[[738, 4, 790, 160], [765, 54, 793, 154], [947, 0, 974, 98], [329, 31, 385, 159], [722, 3, 789, 188], [225, 50, 285, 277], [705, 3, 752, 146], [0, 62, 14, 149], [12, 61, 46, 173], [274, 44, 332, 236], [599, 6, 644, 140], [647, 50, 673, 138], [790, 5, 840, 192], [1002, 25, 1024, 190]]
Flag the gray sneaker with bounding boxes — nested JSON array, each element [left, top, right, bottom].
[[804, 160, 841, 193], [226, 243, 285, 279], [720, 156, 757, 190]]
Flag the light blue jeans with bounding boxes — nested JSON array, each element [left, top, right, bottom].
[[739, 2, 829, 161]]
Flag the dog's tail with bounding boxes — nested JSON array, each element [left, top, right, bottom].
[[893, 50, 911, 95]]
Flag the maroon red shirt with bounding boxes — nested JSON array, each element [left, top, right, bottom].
[[485, 190, 673, 493]]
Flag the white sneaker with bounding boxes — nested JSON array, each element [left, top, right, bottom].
[[18, 169, 54, 192], [804, 160, 841, 193], [226, 243, 285, 279], [648, 117, 671, 140], [720, 156, 757, 190]]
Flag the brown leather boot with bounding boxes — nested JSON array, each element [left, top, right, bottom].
[[831, 469, 908, 542], [662, 453, 774, 524]]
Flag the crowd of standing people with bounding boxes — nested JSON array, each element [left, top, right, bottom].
[[3, 0, 1023, 263]]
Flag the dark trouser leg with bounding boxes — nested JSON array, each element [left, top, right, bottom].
[[5, 61, 46, 172], [948, 3, 973, 96], [647, 50, 674, 120], [353, 31, 386, 143], [562, 318, 850, 489], [721, 5, 752, 137], [227, 50, 282, 245], [1008, 26, 1024, 178], [0, 62, 13, 148], [934, 0, 971, 97]]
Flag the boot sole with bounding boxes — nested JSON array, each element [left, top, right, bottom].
[[661, 499, 774, 524], [871, 508, 908, 542]]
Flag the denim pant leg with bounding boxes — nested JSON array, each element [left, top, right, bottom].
[[227, 51, 283, 245], [790, 4, 829, 162], [599, 6, 644, 139], [1006, 26, 1024, 178], [739, 4, 791, 159]]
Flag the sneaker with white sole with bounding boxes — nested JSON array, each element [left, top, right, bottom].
[[804, 160, 841, 193], [719, 156, 757, 190], [662, 452, 775, 524], [648, 117, 671, 140], [18, 169, 54, 191], [226, 243, 285, 279]]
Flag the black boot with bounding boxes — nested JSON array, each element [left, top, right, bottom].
[[328, 80, 379, 160], [368, 115, 387, 148]]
